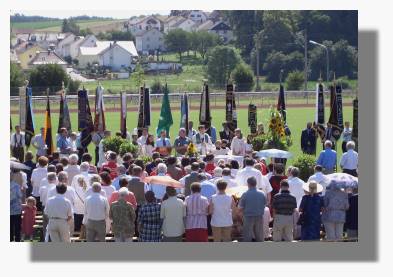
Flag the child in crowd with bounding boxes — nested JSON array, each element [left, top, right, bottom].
[[204, 154, 216, 175], [21, 197, 37, 241]]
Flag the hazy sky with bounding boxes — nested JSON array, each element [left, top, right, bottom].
[[11, 10, 171, 19]]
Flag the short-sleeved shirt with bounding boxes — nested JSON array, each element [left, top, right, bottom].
[[174, 136, 190, 147], [138, 203, 162, 242], [110, 199, 136, 236], [239, 187, 266, 217], [160, 196, 186, 237], [10, 181, 22, 215]]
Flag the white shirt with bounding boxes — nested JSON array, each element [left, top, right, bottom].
[[213, 147, 230, 155], [101, 185, 116, 201], [308, 172, 329, 195], [235, 166, 272, 195], [31, 134, 47, 156], [39, 181, 57, 207], [73, 184, 89, 215], [160, 196, 186, 237], [86, 187, 107, 198], [230, 136, 246, 156], [45, 195, 73, 220], [31, 167, 48, 197], [141, 144, 154, 157], [340, 149, 358, 170], [192, 133, 213, 154], [71, 172, 92, 190], [287, 177, 305, 208], [217, 176, 238, 189], [10, 132, 25, 148], [65, 165, 80, 186], [210, 193, 233, 227], [47, 185, 76, 212], [137, 135, 147, 146], [84, 192, 110, 223], [98, 139, 106, 168]]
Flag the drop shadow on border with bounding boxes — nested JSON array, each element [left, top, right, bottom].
[[29, 30, 378, 262]]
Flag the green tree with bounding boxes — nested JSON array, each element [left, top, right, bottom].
[[61, 18, 80, 35], [231, 63, 255, 91], [131, 63, 145, 88], [29, 64, 69, 92], [164, 29, 190, 62], [286, 71, 304, 90], [262, 51, 287, 82], [79, 28, 93, 36], [205, 45, 242, 88], [107, 30, 135, 41], [10, 62, 25, 89], [331, 39, 358, 79], [196, 31, 221, 60]]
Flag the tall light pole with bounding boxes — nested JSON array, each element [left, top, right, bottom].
[[309, 40, 329, 82]]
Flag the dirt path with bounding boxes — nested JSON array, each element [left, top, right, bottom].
[[10, 102, 353, 114]]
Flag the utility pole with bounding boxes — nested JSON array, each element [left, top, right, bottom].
[[256, 34, 260, 91], [304, 28, 308, 94]]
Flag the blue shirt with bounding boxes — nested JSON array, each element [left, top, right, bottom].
[[10, 181, 22, 215], [210, 127, 217, 144], [200, 180, 217, 201], [149, 174, 168, 200], [57, 136, 71, 152], [155, 138, 171, 147], [239, 187, 266, 217], [317, 148, 337, 170]]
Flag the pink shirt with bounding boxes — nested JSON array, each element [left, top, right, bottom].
[[185, 193, 209, 230]]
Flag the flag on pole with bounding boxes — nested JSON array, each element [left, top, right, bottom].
[[199, 83, 211, 130], [328, 83, 344, 141], [352, 97, 358, 151], [180, 93, 189, 131], [58, 86, 72, 134], [94, 85, 106, 132], [156, 84, 173, 138], [315, 81, 326, 140], [248, 104, 257, 134], [78, 88, 94, 148], [44, 94, 54, 155], [120, 92, 127, 138], [25, 86, 35, 147], [277, 83, 286, 123], [225, 84, 237, 131], [19, 86, 26, 130], [144, 87, 151, 127]]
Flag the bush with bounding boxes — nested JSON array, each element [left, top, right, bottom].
[[102, 136, 125, 155], [67, 79, 80, 93], [337, 76, 351, 89], [150, 79, 162, 94], [292, 154, 316, 181], [119, 141, 139, 157], [250, 134, 268, 151], [231, 63, 255, 92], [286, 71, 304, 90]]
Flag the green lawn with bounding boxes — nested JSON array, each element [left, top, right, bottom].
[[11, 106, 353, 166]]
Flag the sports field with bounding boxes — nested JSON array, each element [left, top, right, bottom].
[[10, 105, 353, 166]]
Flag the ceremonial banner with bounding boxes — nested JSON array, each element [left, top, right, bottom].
[[44, 96, 54, 155], [328, 84, 344, 141], [156, 84, 173, 138], [120, 92, 127, 138], [225, 84, 237, 131], [277, 84, 286, 123], [144, 88, 151, 127], [137, 86, 145, 137], [19, 86, 26, 130], [352, 97, 358, 151], [248, 104, 257, 134], [25, 87, 35, 147], [58, 88, 72, 134], [78, 89, 94, 148], [94, 85, 106, 132], [199, 83, 211, 130], [180, 94, 189, 131], [315, 83, 326, 140]]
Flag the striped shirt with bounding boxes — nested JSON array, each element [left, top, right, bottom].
[[185, 193, 209, 229]]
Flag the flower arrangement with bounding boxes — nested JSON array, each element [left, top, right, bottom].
[[185, 142, 199, 158]]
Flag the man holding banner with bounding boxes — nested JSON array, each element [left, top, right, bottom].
[[10, 125, 25, 162]]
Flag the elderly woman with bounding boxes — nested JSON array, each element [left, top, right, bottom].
[[298, 181, 324, 241], [149, 163, 168, 201], [322, 181, 349, 241]]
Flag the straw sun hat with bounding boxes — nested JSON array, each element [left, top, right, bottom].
[[302, 181, 324, 193]]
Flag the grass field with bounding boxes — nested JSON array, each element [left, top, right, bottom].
[[11, 105, 353, 166]]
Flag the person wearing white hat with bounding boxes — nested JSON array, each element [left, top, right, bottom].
[[298, 181, 324, 241]]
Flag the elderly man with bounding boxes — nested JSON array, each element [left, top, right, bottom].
[[238, 177, 267, 242], [57, 128, 72, 155], [317, 140, 337, 174], [182, 162, 201, 196], [65, 154, 80, 186], [150, 163, 169, 201], [166, 156, 183, 181], [109, 187, 136, 242], [235, 158, 272, 204], [31, 127, 47, 159], [340, 141, 358, 177], [160, 186, 186, 242], [192, 125, 213, 155], [128, 166, 148, 206], [185, 182, 209, 242], [39, 172, 57, 240], [45, 184, 73, 242], [10, 125, 25, 162], [272, 180, 297, 242], [84, 182, 110, 242], [156, 130, 172, 157], [230, 128, 246, 156], [31, 156, 49, 211], [308, 165, 329, 195], [174, 128, 190, 156]]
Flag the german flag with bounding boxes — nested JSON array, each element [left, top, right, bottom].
[[44, 95, 54, 155]]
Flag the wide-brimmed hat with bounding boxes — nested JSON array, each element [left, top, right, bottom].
[[302, 181, 324, 193]]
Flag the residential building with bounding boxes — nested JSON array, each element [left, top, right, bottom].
[[209, 21, 234, 44], [187, 10, 208, 23], [28, 50, 68, 70], [135, 29, 165, 54], [125, 15, 163, 35]]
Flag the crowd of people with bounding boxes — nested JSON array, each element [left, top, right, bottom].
[[10, 120, 359, 242]]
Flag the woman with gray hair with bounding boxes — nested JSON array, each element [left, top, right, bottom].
[[322, 181, 349, 241], [149, 163, 168, 201]]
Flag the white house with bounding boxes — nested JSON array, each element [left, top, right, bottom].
[[209, 21, 233, 44], [55, 33, 76, 57], [168, 18, 197, 32], [125, 15, 163, 35], [163, 16, 186, 33], [187, 10, 208, 24], [135, 29, 165, 54]]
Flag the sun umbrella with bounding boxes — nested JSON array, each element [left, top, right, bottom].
[[10, 160, 31, 171], [326, 173, 358, 189], [226, 186, 249, 198], [256, 149, 293, 159], [143, 175, 183, 188]]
